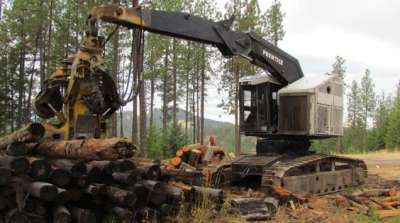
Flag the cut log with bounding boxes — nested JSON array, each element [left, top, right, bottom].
[[53, 206, 72, 223], [86, 165, 102, 182], [169, 157, 182, 168], [5, 209, 30, 223], [113, 159, 136, 172], [70, 207, 96, 223], [26, 213, 46, 223], [176, 149, 184, 157], [376, 209, 400, 219], [184, 144, 203, 151], [33, 138, 135, 161], [56, 188, 71, 204], [0, 123, 45, 150], [112, 171, 139, 186], [142, 180, 166, 206], [87, 161, 114, 182], [168, 182, 195, 202], [87, 159, 134, 175], [0, 156, 29, 175], [5, 142, 27, 156], [352, 189, 390, 197], [383, 200, 400, 208], [70, 175, 90, 188], [0, 167, 12, 185], [0, 196, 7, 211], [162, 169, 204, 186], [243, 213, 271, 222], [68, 188, 83, 202], [49, 168, 71, 187], [383, 195, 400, 203], [370, 198, 396, 210], [179, 162, 197, 171], [27, 157, 50, 181], [25, 199, 47, 216], [100, 186, 136, 208], [133, 183, 150, 207], [48, 159, 87, 178], [108, 207, 133, 223], [269, 184, 306, 203], [162, 183, 184, 203], [85, 184, 101, 196], [26, 182, 58, 202], [136, 162, 161, 180]]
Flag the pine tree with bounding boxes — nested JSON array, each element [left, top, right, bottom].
[[263, 0, 285, 46], [360, 69, 376, 128], [329, 56, 346, 153], [331, 56, 346, 81], [385, 102, 400, 149], [370, 92, 392, 150], [347, 81, 362, 128], [359, 69, 376, 151], [0, 0, 3, 20]]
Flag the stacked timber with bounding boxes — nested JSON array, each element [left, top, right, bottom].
[[167, 144, 226, 170], [0, 123, 224, 222]]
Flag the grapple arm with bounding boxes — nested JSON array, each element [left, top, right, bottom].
[[89, 5, 303, 85]]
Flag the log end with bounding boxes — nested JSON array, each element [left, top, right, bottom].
[[114, 159, 136, 172], [27, 123, 46, 141], [123, 193, 137, 208], [0, 168, 12, 185], [6, 142, 27, 156], [37, 183, 58, 202], [29, 159, 50, 181], [71, 161, 87, 178], [6, 209, 30, 223], [71, 208, 96, 223], [50, 169, 71, 187], [10, 157, 30, 175]]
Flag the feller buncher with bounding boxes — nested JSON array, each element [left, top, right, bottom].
[[34, 4, 367, 195]]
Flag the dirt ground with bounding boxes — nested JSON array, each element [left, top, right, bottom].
[[347, 152, 400, 180]]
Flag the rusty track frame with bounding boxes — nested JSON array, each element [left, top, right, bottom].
[[261, 154, 368, 195]]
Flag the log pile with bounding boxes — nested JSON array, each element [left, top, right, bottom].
[[0, 123, 224, 222], [166, 144, 227, 170]]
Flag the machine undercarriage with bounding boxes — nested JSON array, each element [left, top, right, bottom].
[[229, 151, 367, 195]]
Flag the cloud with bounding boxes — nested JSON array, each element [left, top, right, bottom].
[[277, 0, 400, 47]]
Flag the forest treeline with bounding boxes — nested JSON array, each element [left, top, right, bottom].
[[0, 0, 398, 158], [313, 57, 400, 153]]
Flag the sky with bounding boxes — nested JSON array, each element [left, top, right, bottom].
[[126, 0, 400, 123], [200, 0, 400, 123]]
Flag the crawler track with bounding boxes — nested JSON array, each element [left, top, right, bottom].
[[229, 154, 367, 195], [261, 154, 368, 195]]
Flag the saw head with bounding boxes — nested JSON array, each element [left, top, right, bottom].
[[34, 87, 64, 119], [33, 39, 122, 140]]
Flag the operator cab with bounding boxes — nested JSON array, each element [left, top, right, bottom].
[[239, 74, 344, 140], [239, 74, 281, 136]]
